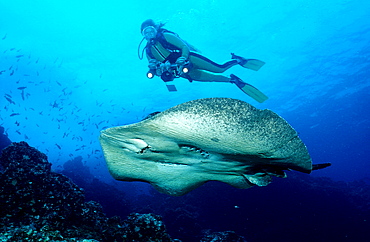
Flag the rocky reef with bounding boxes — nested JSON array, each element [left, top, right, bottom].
[[200, 231, 247, 242], [0, 142, 175, 241]]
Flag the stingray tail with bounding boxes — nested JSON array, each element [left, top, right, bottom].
[[312, 163, 331, 171]]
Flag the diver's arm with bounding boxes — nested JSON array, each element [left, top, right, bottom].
[[146, 53, 160, 70], [163, 33, 190, 59]]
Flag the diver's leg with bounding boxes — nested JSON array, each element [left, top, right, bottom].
[[189, 52, 238, 73]]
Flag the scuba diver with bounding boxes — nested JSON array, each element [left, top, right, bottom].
[[138, 19, 268, 103]]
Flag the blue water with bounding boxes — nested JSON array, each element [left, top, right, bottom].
[[1, 0, 370, 240]]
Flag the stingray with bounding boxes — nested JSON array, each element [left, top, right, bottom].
[[99, 98, 330, 196]]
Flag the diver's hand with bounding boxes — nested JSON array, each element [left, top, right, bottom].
[[148, 59, 160, 69], [175, 57, 187, 66]]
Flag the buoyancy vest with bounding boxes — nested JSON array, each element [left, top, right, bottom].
[[145, 29, 180, 60], [145, 28, 199, 62]]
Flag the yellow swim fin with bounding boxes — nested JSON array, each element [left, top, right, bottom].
[[231, 74, 268, 103], [242, 59, 266, 71], [231, 53, 266, 71]]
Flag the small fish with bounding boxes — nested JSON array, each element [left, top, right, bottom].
[[10, 113, 20, 116], [15, 55, 24, 58], [51, 101, 59, 108], [17, 86, 27, 90], [2, 34, 6, 40], [55, 144, 61, 149], [4, 96, 15, 104]]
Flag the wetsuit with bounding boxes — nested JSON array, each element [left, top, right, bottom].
[[146, 30, 239, 83]]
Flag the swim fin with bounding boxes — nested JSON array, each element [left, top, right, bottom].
[[230, 74, 268, 103], [231, 53, 265, 71]]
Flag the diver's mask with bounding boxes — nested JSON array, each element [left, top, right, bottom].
[[142, 26, 157, 40]]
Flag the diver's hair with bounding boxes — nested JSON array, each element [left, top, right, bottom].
[[156, 21, 166, 30], [141, 19, 166, 32]]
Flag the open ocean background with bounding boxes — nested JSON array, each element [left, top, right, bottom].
[[1, 1, 369, 241]]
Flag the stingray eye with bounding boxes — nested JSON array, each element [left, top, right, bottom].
[[138, 145, 151, 154]]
